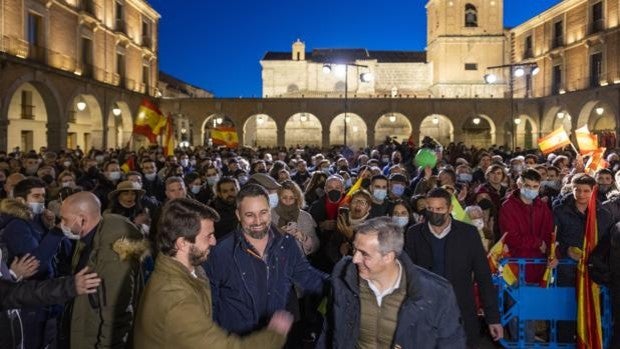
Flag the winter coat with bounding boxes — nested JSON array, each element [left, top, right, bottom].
[[68, 213, 148, 349], [271, 208, 319, 255], [499, 190, 554, 283], [133, 254, 286, 349], [318, 254, 466, 349], [210, 197, 238, 240], [204, 226, 328, 335], [404, 219, 500, 346]]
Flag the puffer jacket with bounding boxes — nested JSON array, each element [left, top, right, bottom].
[[318, 254, 466, 349]]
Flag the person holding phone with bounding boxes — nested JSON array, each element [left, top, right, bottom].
[[272, 180, 319, 255], [337, 189, 373, 255]]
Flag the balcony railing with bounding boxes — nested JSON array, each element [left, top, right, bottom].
[[21, 105, 35, 119], [523, 48, 533, 59], [28, 44, 46, 62], [552, 35, 563, 49], [0, 35, 29, 58], [115, 20, 127, 35], [141, 36, 152, 49]]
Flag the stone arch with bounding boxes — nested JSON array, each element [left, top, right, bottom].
[[67, 94, 103, 150], [244, 114, 277, 148], [514, 114, 539, 149], [577, 99, 617, 147], [201, 113, 237, 147], [285, 112, 322, 147], [4, 79, 60, 152], [465, 3, 478, 27], [461, 114, 496, 148], [374, 112, 412, 144], [419, 114, 454, 146], [329, 113, 367, 149]]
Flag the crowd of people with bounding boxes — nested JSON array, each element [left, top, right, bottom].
[[0, 135, 619, 348]]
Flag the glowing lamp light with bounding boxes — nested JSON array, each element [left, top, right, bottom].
[[513, 67, 525, 77], [112, 104, 122, 116], [557, 112, 565, 119], [360, 72, 373, 82], [484, 74, 497, 84], [216, 117, 223, 125], [532, 66, 540, 75], [432, 116, 439, 125], [300, 113, 308, 122], [514, 118, 522, 125], [596, 107, 604, 115], [322, 64, 332, 74], [257, 116, 265, 125], [388, 114, 396, 123], [345, 115, 351, 123], [473, 117, 480, 125], [76, 100, 87, 111]]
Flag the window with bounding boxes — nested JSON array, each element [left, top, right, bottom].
[[464, 63, 478, 71], [115, 1, 125, 33], [525, 73, 532, 97], [117, 52, 125, 86], [143, 64, 150, 91], [590, 52, 603, 87], [81, 37, 93, 77], [27, 13, 44, 61], [524, 35, 533, 59], [591, 1, 603, 34], [142, 19, 152, 48], [81, 0, 95, 16], [552, 21, 563, 48], [21, 90, 34, 119], [465, 4, 477, 27], [552, 64, 562, 94]]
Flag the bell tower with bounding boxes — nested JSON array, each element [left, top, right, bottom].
[[426, 0, 508, 97]]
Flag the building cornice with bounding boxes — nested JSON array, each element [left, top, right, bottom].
[[511, 0, 583, 35], [127, 0, 161, 20]]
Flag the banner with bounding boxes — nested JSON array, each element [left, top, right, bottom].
[[538, 127, 571, 154], [211, 127, 239, 148], [575, 125, 599, 155], [133, 99, 167, 143]]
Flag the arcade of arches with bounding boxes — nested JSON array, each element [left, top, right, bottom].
[[1, 64, 619, 152]]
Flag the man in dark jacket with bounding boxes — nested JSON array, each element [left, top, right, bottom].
[[204, 184, 328, 336], [210, 176, 240, 239], [320, 217, 466, 349], [405, 188, 503, 347]]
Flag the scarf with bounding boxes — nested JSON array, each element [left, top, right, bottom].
[[274, 203, 300, 228]]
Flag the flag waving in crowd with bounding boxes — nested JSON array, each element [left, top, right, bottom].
[[538, 127, 571, 154], [133, 99, 167, 143], [487, 232, 518, 286]]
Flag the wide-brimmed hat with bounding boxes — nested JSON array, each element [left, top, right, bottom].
[[248, 173, 281, 190], [108, 180, 145, 200]]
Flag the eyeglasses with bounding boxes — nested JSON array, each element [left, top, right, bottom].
[[351, 199, 369, 207]]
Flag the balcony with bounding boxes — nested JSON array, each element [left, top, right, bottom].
[[79, 0, 96, 17], [552, 36, 563, 49], [28, 44, 46, 63], [1, 35, 29, 58], [114, 20, 127, 35], [523, 49, 533, 60], [141, 35, 152, 49], [590, 19, 604, 34], [21, 105, 35, 120]]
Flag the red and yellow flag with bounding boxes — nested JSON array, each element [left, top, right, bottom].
[[585, 147, 608, 175], [339, 168, 368, 206], [540, 229, 557, 288], [575, 125, 599, 155], [211, 126, 239, 148], [163, 114, 175, 156], [487, 232, 518, 286], [576, 186, 603, 349], [133, 99, 167, 143], [538, 127, 571, 154]]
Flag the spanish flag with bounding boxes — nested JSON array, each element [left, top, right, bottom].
[[539, 229, 557, 288], [163, 114, 175, 156], [585, 147, 608, 175], [340, 168, 368, 206], [133, 99, 167, 143], [576, 186, 603, 348], [575, 125, 599, 155], [211, 126, 239, 148], [538, 127, 571, 154], [487, 232, 518, 286]]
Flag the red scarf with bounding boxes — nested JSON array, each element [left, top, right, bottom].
[[325, 196, 340, 220]]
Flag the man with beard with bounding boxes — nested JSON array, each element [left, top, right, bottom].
[[134, 198, 293, 348], [211, 176, 240, 239], [291, 160, 311, 188], [204, 184, 327, 337]]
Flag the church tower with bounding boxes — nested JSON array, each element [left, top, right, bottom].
[[426, 0, 508, 97]]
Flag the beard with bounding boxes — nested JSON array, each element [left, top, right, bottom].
[[243, 224, 269, 240], [188, 244, 209, 266]]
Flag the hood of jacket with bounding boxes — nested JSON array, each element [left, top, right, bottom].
[[98, 213, 150, 262], [0, 198, 32, 223]]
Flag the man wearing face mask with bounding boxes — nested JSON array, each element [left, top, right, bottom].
[[368, 174, 390, 218], [381, 150, 402, 175], [246, 173, 282, 208], [140, 158, 165, 203], [404, 188, 503, 347], [93, 160, 123, 211], [0, 179, 66, 349], [388, 173, 410, 202], [179, 153, 195, 175]]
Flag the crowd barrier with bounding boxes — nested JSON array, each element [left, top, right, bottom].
[[493, 258, 612, 348]]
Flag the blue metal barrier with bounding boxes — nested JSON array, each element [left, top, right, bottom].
[[493, 258, 612, 349]]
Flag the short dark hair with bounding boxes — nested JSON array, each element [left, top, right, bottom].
[[13, 177, 46, 200], [236, 183, 269, 206], [371, 174, 388, 184], [596, 168, 614, 178], [158, 198, 220, 257], [426, 187, 452, 207], [571, 173, 596, 188], [216, 176, 239, 193], [520, 168, 541, 183]]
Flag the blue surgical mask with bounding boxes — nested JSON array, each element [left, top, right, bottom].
[[458, 173, 473, 183], [344, 178, 352, 188], [391, 184, 405, 197], [521, 187, 539, 201], [190, 185, 201, 194], [373, 189, 387, 201], [206, 175, 219, 186], [269, 192, 279, 208], [29, 202, 45, 215], [392, 216, 409, 228]]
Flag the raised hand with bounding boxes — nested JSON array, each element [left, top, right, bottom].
[[10, 254, 40, 280]]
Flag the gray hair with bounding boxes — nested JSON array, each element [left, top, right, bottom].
[[355, 217, 404, 256]]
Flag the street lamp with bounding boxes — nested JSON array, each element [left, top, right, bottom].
[[484, 62, 539, 150], [323, 62, 373, 147]]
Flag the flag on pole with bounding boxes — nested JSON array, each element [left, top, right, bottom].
[[487, 232, 518, 286], [538, 127, 572, 154], [340, 168, 368, 206], [584, 147, 608, 175], [539, 229, 557, 288], [120, 155, 135, 173], [163, 114, 175, 156], [133, 99, 167, 143], [576, 186, 603, 348], [451, 195, 471, 224], [575, 125, 599, 155], [211, 126, 239, 148]]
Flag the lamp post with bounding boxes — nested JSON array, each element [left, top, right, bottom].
[[484, 63, 539, 150], [323, 63, 373, 148]]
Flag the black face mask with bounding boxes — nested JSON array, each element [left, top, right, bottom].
[[327, 189, 342, 203], [426, 211, 448, 227], [478, 198, 494, 211]]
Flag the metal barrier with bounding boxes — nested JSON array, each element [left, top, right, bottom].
[[494, 258, 612, 348]]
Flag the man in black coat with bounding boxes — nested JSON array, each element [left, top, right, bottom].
[[210, 176, 240, 240], [404, 187, 503, 347]]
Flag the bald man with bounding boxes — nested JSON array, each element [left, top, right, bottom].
[[57, 192, 148, 349], [4, 172, 26, 198]]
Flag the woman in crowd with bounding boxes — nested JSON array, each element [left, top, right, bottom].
[[272, 180, 319, 255], [304, 171, 328, 205], [390, 199, 413, 232], [184, 172, 212, 204], [105, 180, 150, 234]]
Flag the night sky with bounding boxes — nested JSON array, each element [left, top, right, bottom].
[[149, 0, 562, 98]]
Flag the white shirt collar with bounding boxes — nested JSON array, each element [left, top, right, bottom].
[[428, 220, 452, 239], [366, 260, 403, 306]]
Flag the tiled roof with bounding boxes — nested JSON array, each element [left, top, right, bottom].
[[262, 48, 426, 63]]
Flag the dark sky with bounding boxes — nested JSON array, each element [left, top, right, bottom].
[[149, 0, 561, 97]]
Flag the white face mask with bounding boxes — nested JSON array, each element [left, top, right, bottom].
[[180, 159, 189, 167], [60, 222, 81, 240], [106, 171, 121, 182], [392, 216, 409, 228], [29, 202, 45, 215], [268, 192, 279, 208], [144, 172, 157, 181], [472, 218, 485, 231]]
